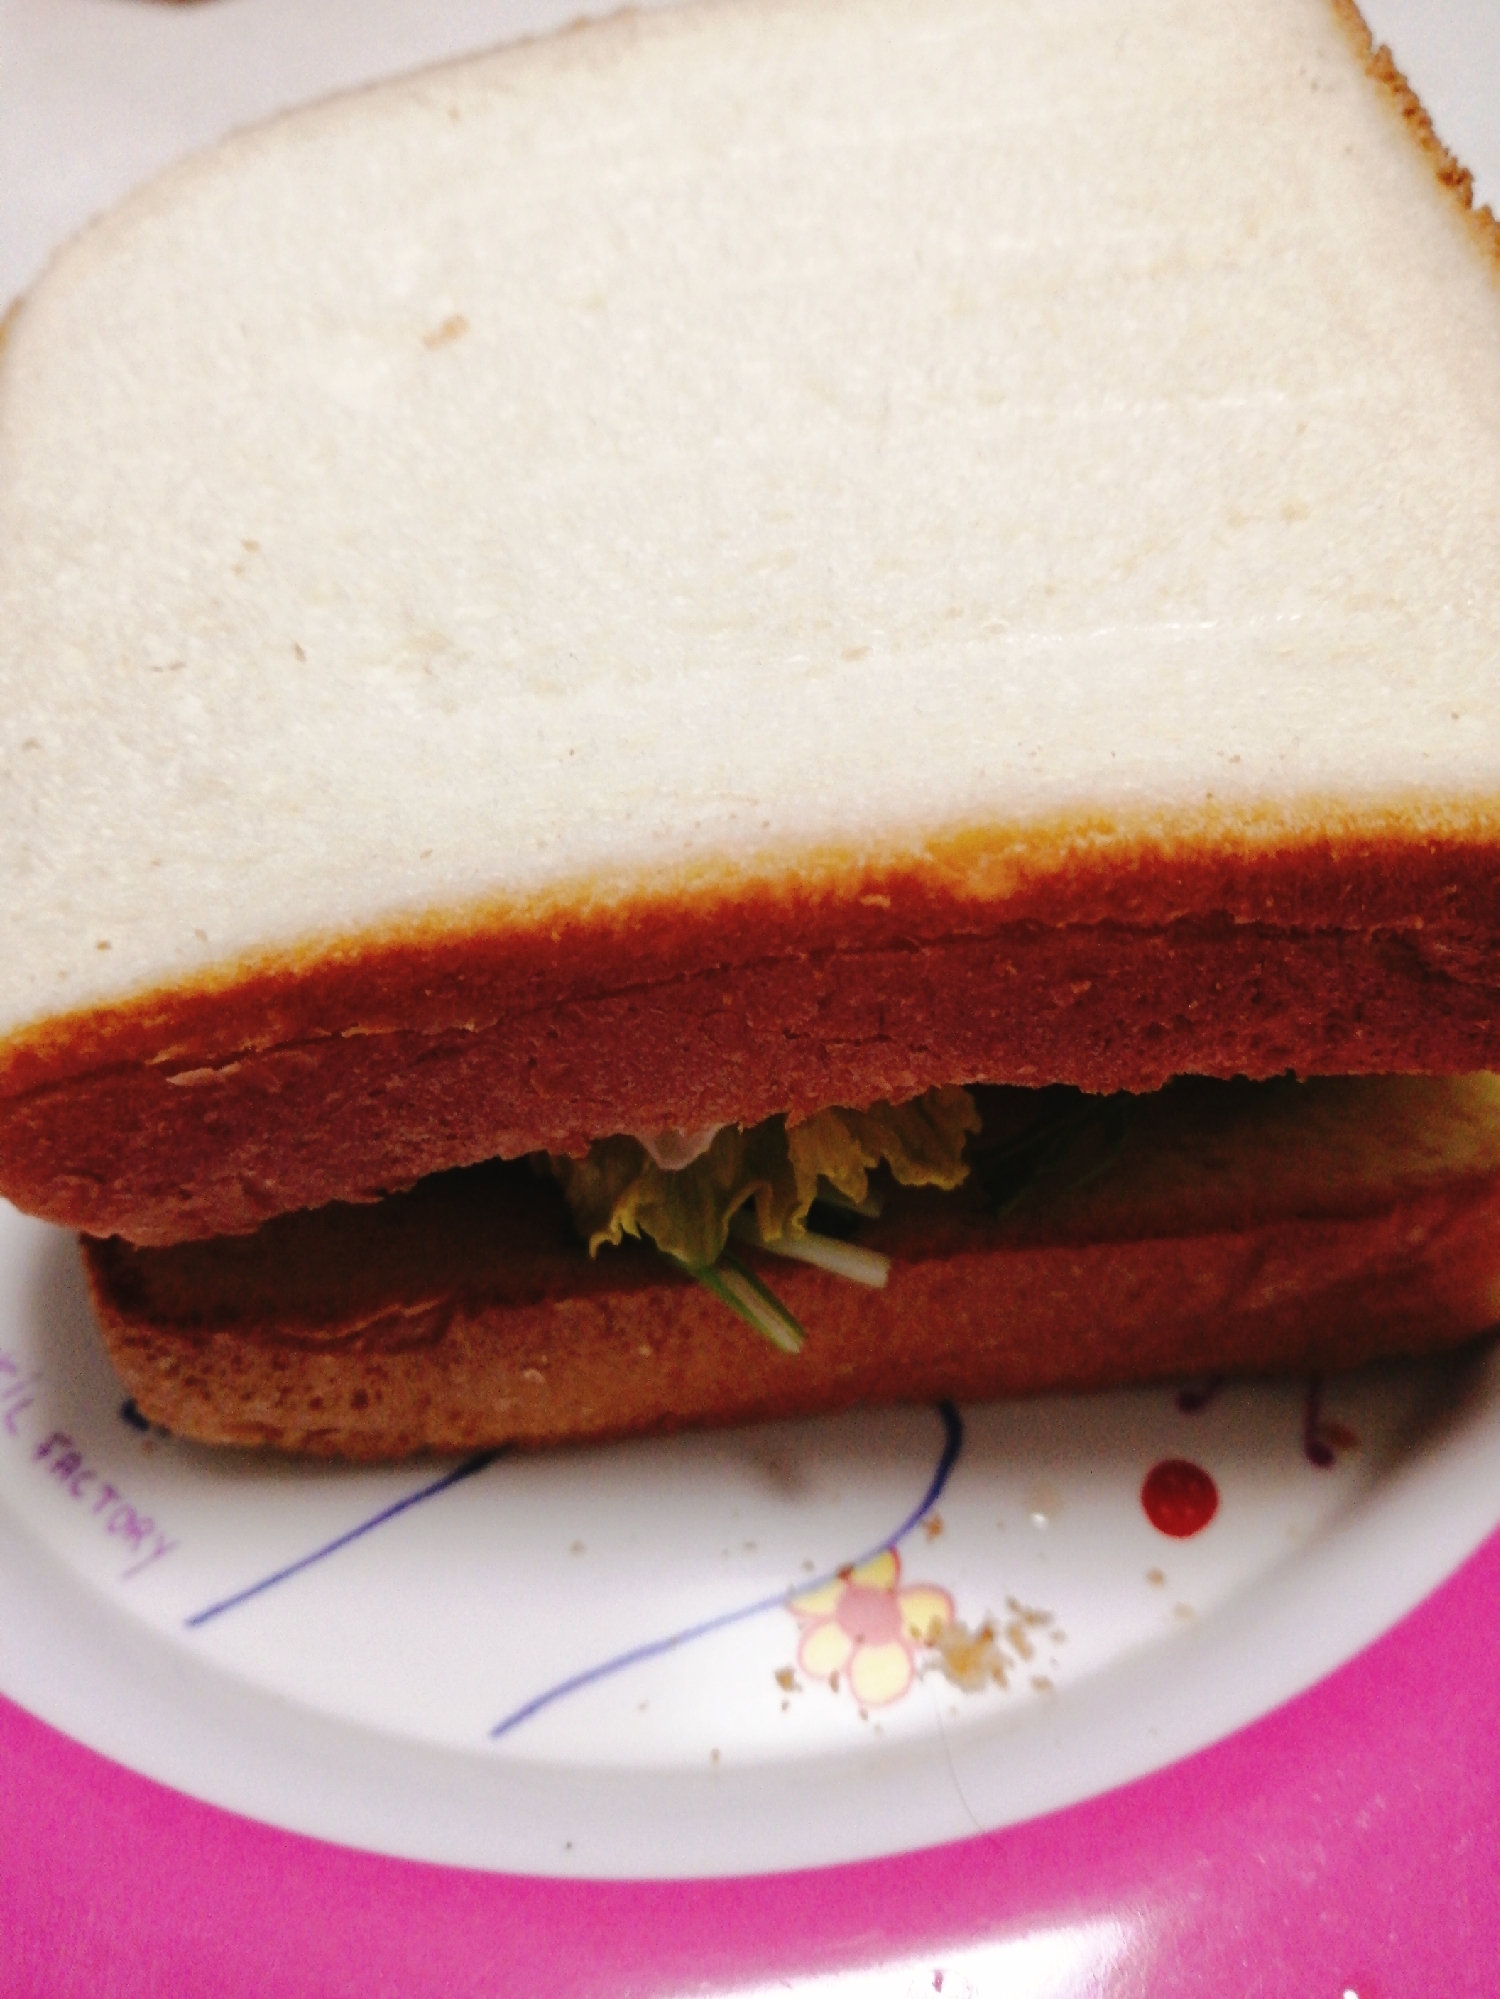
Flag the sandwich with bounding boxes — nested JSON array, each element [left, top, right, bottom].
[[2, 0, 1499, 1457]]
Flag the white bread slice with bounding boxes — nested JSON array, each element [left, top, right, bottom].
[[2, 0, 1500, 1242]]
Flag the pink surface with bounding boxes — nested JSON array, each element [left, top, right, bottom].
[[5, 1530, 1499, 1997]]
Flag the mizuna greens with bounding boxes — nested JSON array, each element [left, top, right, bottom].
[[547, 1088, 981, 1349], [549, 1088, 980, 1269]]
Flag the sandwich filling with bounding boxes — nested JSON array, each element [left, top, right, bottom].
[[546, 1084, 1154, 1349], [549, 1087, 981, 1269], [546, 1071, 1500, 1353]]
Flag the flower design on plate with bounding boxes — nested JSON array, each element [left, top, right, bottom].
[[788, 1549, 954, 1706]]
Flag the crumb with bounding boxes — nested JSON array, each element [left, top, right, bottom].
[[930, 1618, 1009, 1692], [637, 1701, 648, 1712], [801, 1559, 815, 1573], [1173, 1602, 1195, 1622], [569, 1540, 585, 1555], [710, 1747, 721, 1765], [1053, 1629, 1068, 1643], [829, 1671, 840, 1693], [743, 1540, 757, 1552], [924, 1513, 944, 1541], [1030, 1675, 1054, 1693], [858, 1707, 869, 1721], [1004, 1599, 1054, 1657], [774, 1667, 799, 1693], [1146, 1567, 1166, 1587], [781, 1699, 789, 1712], [422, 312, 469, 349]]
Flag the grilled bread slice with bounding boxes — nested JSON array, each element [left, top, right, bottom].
[[3, 0, 1500, 1247], [85, 1075, 1500, 1459]]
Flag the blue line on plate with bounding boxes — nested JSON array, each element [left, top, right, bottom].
[[183, 1447, 503, 1629], [487, 1400, 964, 1742]]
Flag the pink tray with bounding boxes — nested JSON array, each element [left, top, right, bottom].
[[4, 1522, 1496, 1996]]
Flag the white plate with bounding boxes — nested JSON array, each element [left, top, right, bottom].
[[4, 1200, 1499, 1878]]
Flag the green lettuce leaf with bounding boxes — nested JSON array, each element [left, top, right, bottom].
[[548, 1086, 979, 1269]]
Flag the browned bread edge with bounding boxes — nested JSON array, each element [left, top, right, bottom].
[[83, 1114, 1500, 1460], [9, 827, 1500, 1244]]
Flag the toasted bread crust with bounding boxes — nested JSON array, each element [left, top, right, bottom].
[[6, 827, 1500, 1243], [1332, 0, 1500, 273], [85, 1146, 1500, 1460]]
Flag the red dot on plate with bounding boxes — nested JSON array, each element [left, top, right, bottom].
[[1141, 1457, 1219, 1538]]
